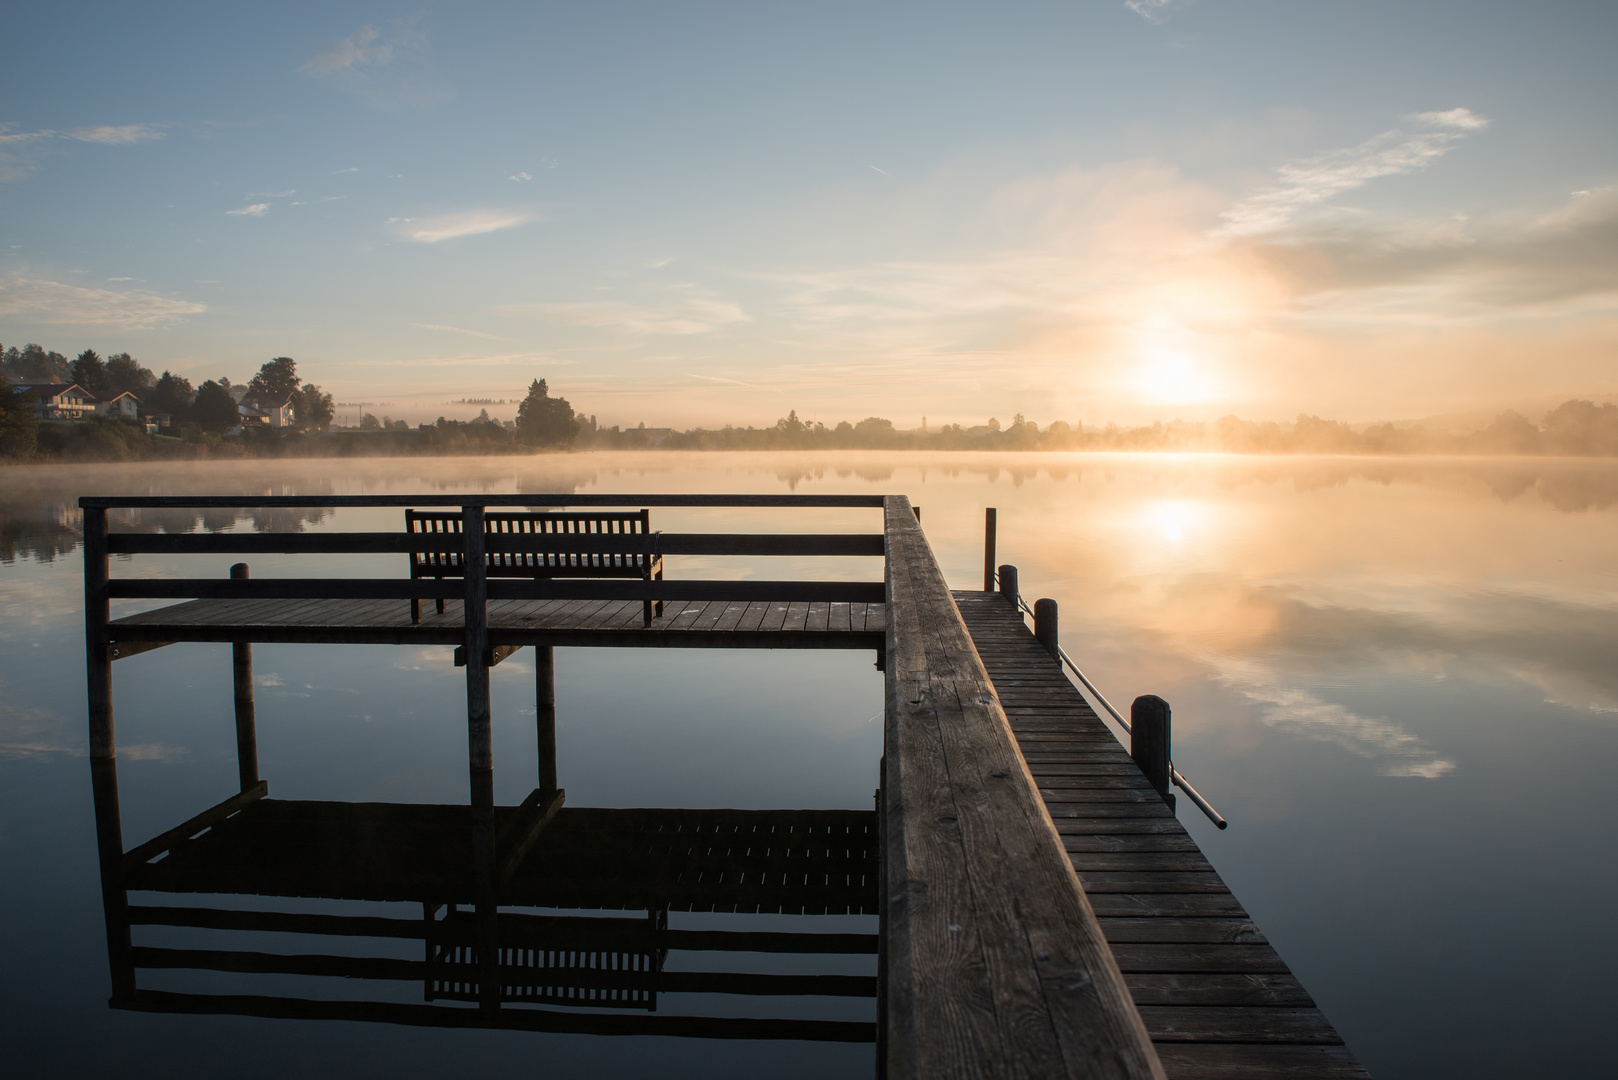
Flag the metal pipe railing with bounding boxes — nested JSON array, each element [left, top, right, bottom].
[[1002, 581, 1227, 829]]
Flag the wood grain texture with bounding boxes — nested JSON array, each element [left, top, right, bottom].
[[884, 498, 1162, 1080]]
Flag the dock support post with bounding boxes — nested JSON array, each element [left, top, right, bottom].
[[460, 504, 500, 1011], [84, 506, 135, 998], [230, 563, 259, 792], [1131, 695, 1176, 812], [998, 563, 1018, 607], [983, 508, 997, 592], [1034, 598, 1059, 659], [535, 645, 556, 799]]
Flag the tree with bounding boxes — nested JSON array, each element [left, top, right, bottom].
[[6, 344, 70, 382], [191, 380, 240, 431], [515, 378, 580, 447], [0, 381, 39, 460], [71, 349, 109, 392], [248, 356, 300, 399], [105, 352, 155, 395], [148, 371, 196, 418], [293, 383, 334, 431], [360, 412, 381, 430]]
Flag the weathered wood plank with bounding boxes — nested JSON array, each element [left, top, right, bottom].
[[1123, 973, 1313, 1008], [1154, 1044, 1371, 1079], [1137, 1007, 1344, 1045]]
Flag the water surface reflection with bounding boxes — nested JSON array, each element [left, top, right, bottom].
[[2, 452, 1615, 1079]]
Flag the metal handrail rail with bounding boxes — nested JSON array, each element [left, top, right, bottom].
[[1001, 583, 1227, 829]]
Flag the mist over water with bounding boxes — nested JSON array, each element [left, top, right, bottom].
[[3, 451, 1616, 1079]]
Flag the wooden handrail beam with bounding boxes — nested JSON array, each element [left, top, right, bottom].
[[881, 494, 1164, 1079], [81, 493, 888, 509], [106, 532, 886, 557]]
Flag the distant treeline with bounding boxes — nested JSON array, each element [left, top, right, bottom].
[[4, 337, 1618, 461], [577, 403, 1618, 457]]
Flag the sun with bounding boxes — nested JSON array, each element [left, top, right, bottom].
[[1132, 345, 1219, 405]]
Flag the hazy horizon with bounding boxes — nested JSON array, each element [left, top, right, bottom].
[[3, 2, 1615, 429]]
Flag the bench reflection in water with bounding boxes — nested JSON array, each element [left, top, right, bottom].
[[96, 774, 878, 1042]]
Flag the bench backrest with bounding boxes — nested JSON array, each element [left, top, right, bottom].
[[406, 509, 655, 578]]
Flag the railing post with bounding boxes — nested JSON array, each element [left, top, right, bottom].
[[230, 563, 259, 792], [1034, 598, 1058, 659], [983, 508, 997, 592], [536, 645, 557, 799], [461, 504, 499, 1011], [1131, 695, 1176, 812], [998, 564, 1018, 607]]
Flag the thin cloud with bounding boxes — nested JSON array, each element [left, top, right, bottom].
[[1, 122, 162, 182], [506, 296, 750, 335], [686, 373, 755, 386], [65, 123, 166, 145], [1126, 0, 1190, 25], [299, 15, 452, 109], [509, 171, 532, 182], [1216, 658, 1455, 778], [227, 203, 270, 217], [346, 351, 569, 368], [0, 276, 207, 328], [389, 209, 535, 243], [414, 322, 508, 340], [335, 166, 360, 174], [249, 188, 296, 198], [1218, 108, 1490, 237]]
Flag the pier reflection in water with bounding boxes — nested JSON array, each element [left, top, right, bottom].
[[93, 758, 877, 1041]]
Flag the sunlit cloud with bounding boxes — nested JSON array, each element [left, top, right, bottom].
[[0, 276, 207, 328], [1217, 108, 1490, 238], [299, 15, 452, 109], [389, 209, 535, 243], [227, 203, 270, 217]]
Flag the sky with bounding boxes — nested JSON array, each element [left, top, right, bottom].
[[1, 0, 1615, 428]]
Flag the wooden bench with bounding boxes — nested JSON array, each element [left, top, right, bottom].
[[406, 510, 664, 627]]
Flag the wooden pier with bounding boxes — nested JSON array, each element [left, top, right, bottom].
[[953, 592, 1368, 1079], [81, 492, 1364, 1077]]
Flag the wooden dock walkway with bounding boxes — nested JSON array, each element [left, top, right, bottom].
[[952, 590, 1369, 1080]]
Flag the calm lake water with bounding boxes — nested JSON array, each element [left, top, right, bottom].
[[2, 452, 1616, 1078]]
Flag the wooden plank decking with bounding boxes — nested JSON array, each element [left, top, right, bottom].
[[109, 596, 885, 649], [952, 590, 1370, 1080]]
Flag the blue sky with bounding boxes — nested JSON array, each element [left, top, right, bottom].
[[2, 1, 1615, 427]]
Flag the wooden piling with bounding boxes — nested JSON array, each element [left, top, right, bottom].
[[998, 563, 1018, 607], [1130, 695, 1175, 811], [1034, 598, 1059, 659], [230, 564, 259, 792], [536, 645, 557, 798], [983, 508, 997, 592], [460, 505, 499, 1010], [83, 506, 135, 995]]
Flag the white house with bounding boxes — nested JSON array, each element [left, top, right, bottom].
[[238, 390, 296, 429], [92, 389, 142, 419], [12, 382, 94, 420]]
